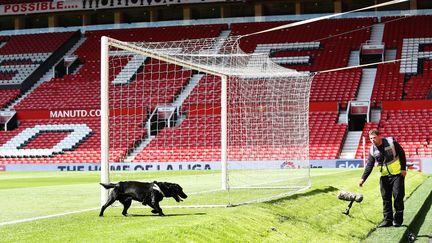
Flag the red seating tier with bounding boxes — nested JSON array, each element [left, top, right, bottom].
[[133, 110, 347, 162], [0, 32, 75, 55], [370, 63, 404, 108], [309, 111, 347, 160], [382, 15, 432, 52], [405, 60, 432, 100], [231, 18, 375, 71], [23, 131, 71, 149], [0, 89, 20, 108], [355, 109, 432, 159], [310, 69, 362, 108]]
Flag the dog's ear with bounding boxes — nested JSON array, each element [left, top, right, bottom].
[[153, 181, 158, 184]]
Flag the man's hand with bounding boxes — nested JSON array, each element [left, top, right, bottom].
[[401, 170, 407, 177], [358, 178, 365, 187]]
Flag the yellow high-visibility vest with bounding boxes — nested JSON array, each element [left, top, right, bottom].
[[369, 137, 402, 176]]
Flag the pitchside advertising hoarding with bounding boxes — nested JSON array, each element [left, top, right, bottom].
[[2, 158, 431, 173], [0, 0, 241, 16]]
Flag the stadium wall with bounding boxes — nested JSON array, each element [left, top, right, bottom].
[[1, 158, 430, 173]]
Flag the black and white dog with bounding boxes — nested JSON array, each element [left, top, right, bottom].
[[99, 181, 188, 217]]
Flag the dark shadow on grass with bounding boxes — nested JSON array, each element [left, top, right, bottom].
[[366, 223, 408, 238], [112, 212, 207, 217], [402, 190, 432, 242], [343, 211, 373, 223], [415, 234, 432, 240], [263, 186, 339, 204]]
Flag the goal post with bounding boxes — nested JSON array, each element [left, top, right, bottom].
[[100, 36, 110, 205], [100, 35, 314, 207]]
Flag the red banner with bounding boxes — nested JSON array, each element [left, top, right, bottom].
[[17, 108, 147, 120], [382, 100, 432, 110]]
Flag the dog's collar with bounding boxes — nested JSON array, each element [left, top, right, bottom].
[[152, 183, 165, 197]]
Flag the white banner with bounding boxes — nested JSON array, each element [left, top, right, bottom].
[[0, 0, 239, 16], [0, 160, 339, 172], [1, 159, 430, 172]]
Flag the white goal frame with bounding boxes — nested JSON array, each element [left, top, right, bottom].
[[100, 36, 313, 206]]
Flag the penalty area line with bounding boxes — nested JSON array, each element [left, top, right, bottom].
[[0, 207, 99, 227]]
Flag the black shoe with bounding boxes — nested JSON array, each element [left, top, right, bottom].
[[393, 221, 402, 227], [378, 221, 393, 227]]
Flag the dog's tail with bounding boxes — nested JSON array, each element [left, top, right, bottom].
[[100, 182, 117, 189]]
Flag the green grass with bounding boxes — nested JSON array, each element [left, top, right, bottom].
[[415, 196, 432, 243], [403, 177, 432, 243], [365, 177, 432, 243], [0, 169, 429, 242]]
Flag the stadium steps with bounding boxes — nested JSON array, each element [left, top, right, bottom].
[[5, 68, 54, 111], [64, 36, 88, 74], [338, 109, 347, 124], [385, 49, 397, 61], [369, 23, 385, 45], [172, 74, 204, 108], [339, 131, 362, 159], [112, 55, 147, 85], [364, 177, 432, 243], [370, 109, 381, 123], [123, 135, 155, 162], [199, 30, 231, 54], [347, 50, 360, 67], [356, 68, 377, 101], [216, 30, 231, 47]]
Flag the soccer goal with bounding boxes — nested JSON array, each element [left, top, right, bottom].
[[100, 35, 314, 207]]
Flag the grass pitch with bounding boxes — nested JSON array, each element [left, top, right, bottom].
[[0, 169, 429, 242]]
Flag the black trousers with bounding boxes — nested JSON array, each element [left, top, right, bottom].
[[380, 174, 405, 223]]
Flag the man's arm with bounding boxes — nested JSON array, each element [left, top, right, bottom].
[[394, 141, 407, 176], [359, 153, 375, 187]]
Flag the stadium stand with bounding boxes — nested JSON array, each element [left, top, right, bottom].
[[1, 13, 432, 163], [356, 107, 432, 159], [14, 24, 227, 111], [369, 15, 432, 107], [0, 24, 229, 163], [230, 18, 375, 71]]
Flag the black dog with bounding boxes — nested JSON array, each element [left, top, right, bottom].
[[99, 181, 187, 217]]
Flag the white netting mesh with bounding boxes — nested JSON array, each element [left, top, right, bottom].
[[103, 36, 313, 206]]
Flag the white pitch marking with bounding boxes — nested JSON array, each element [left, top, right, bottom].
[[0, 207, 99, 227]]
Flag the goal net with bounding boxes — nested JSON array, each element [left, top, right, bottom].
[[101, 36, 314, 207]]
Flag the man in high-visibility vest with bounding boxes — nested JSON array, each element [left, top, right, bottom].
[[358, 128, 407, 227]]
